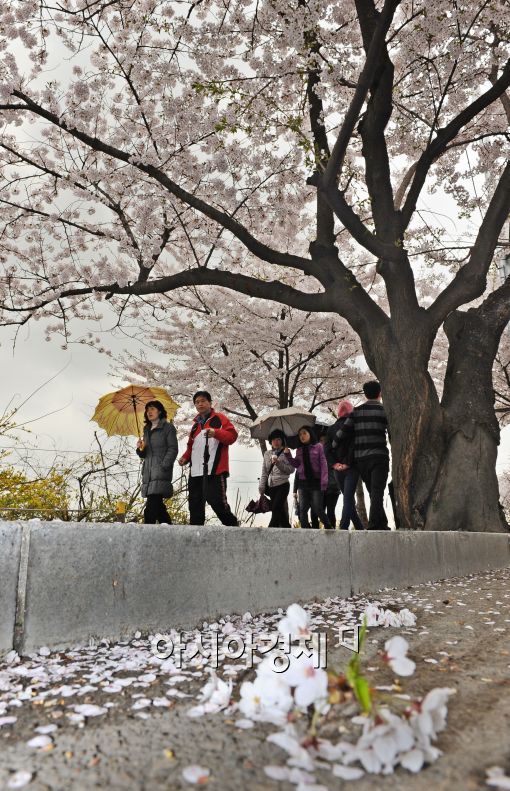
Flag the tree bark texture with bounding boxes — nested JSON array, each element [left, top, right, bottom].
[[357, 305, 509, 533], [424, 307, 508, 532]]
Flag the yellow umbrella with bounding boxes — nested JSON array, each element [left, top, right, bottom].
[[91, 385, 179, 439]]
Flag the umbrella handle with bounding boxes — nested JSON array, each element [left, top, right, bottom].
[[132, 394, 142, 439]]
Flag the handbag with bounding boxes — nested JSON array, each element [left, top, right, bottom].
[[246, 494, 272, 514]]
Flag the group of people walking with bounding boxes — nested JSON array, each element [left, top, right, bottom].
[[259, 381, 390, 530], [135, 381, 391, 530]]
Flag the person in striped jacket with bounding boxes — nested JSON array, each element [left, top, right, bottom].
[[332, 380, 390, 531]]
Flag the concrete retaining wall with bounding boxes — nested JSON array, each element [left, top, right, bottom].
[[0, 522, 22, 655], [1, 521, 509, 655]]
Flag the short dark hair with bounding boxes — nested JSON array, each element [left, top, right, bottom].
[[144, 400, 167, 425], [363, 380, 381, 399], [193, 390, 212, 404], [268, 429, 286, 444]]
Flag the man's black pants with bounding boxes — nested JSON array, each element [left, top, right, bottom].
[[355, 456, 390, 530], [188, 473, 239, 526]]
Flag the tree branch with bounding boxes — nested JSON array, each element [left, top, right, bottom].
[[314, 182, 404, 261], [1, 267, 337, 320], [8, 90, 316, 278], [400, 58, 510, 228], [427, 161, 510, 329], [0, 198, 107, 238], [322, 0, 400, 188], [303, 20, 335, 250], [355, 0, 400, 241]]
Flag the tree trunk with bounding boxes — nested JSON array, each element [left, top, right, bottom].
[[363, 330, 446, 531], [355, 477, 368, 527], [424, 309, 508, 532], [361, 307, 508, 533]]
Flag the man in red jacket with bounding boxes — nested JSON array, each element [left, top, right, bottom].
[[178, 391, 239, 526]]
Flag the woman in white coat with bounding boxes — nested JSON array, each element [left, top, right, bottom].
[[259, 429, 295, 528]]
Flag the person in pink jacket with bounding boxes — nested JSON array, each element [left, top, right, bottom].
[[285, 425, 334, 530]]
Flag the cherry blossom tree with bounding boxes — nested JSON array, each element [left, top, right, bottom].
[[121, 290, 364, 442], [0, 0, 509, 530]]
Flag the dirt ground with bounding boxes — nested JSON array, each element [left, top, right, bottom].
[[0, 567, 509, 791]]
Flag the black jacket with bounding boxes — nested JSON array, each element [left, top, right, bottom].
[[325, 417, 354, 466]]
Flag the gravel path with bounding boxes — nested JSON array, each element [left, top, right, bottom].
[[1, 568, 509, 791]]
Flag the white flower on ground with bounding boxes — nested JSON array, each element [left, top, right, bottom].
[[235, 718, 254, 729], [380, 610, 403, 628], [398, 608, 417, 627], [411, 687, 456, 741], [131, 699, 151, 711], [66, 713, 85, 725], [356, 710, 415, 774], [384, 636, 416, 676], [278, 603, 311, 639], [187, 671, 232, 717], [486, 767, 510, 789], [264, 765, 317, 784], [34, 724, 57, 734], [152, 697, 172, 707], [73, 704, 108, 717], [26, 735, 52, 749], [159, 658, 178, 674], [0, 717, 17, 727], [267, 728, 316, 771], [362, 604, 382, 626], [332, 764, 365, 779], [328, 706, 432, 776], [284, 654, 328, 709], [7, 771, 33, 789], [182, 765, 210, 784], [361, 605, 416, 628], [400, 748, 425, 773], [317, 739, 352, 761], [327, 690, 456, 776], [239, 674, 293, 725]]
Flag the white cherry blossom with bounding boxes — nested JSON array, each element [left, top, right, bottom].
[[238, 674, 293, 725], [284, 654, 329, 709], [486, 767, 510, 789], [277, 604, 312, 639], [73, 703, 108, 717], [187, 671, 232, 717], [411, 688, 456, 741], [182, 765, 210, 784], [7, 771, 33, 789], [384, 636, 416, 677], [266, 728, 316, 771]]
